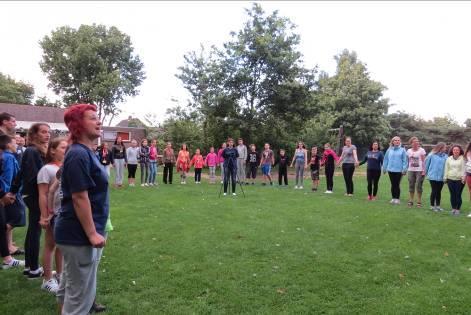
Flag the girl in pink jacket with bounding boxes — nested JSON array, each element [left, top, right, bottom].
[[205, 146, 218, 184]]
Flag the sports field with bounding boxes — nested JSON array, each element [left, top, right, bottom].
[[2, 169, 471, 314]]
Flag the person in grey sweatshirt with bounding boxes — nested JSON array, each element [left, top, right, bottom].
[[236, 138, 247, 184]]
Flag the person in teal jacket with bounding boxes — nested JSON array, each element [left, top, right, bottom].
[[383, 136, 408, 205], [425, 142, 448, 211]]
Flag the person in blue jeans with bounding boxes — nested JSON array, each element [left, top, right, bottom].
[[383, 136, 408, 205], [148, 139, 160, 186], [425, 142, 447, 211]]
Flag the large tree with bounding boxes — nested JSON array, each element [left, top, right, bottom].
[[0, 72, 34, 105], [177, 3, 317, 148], [39, 24, 145, 124], [317, 50, 391, 149]]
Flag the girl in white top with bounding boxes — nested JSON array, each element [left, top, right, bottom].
[[126, 139, 140, 187], [37, 137, 68, 294], [443, 145, 466, 215], [406, 137, 427, 207]]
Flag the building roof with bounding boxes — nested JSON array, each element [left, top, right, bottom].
[[0, 103, 66, 123]]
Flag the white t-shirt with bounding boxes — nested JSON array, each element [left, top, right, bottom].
[[37, 164, 61, 215], [407, 148, 426, 172]]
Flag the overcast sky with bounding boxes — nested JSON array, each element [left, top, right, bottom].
[[1, 1, 470, 125]]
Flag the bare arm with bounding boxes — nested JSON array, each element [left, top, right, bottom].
[[48, 179, 60, 213], [353, 149, 359, 166], [72, 191, 105, 248], [38, 183, 50, 228]]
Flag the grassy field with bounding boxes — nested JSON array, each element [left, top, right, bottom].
[[2, 168, 471, 314]]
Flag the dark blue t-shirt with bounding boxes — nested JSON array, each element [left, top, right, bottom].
[[54, 143, 109, 246], [360, 150, 384, 171]]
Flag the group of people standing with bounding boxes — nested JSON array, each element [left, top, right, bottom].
[[93, 134, 471, 216], [0, 107, 110, 314]]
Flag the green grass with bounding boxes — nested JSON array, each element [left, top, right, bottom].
[[2, 168, 471, 314]]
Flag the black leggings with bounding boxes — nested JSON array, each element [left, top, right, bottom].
[[342, 163, 355, 194], [278, 167, 288, 185], [195, 168, 202, 182], [24, 196, 41, 270], [429, 180, 444, 207], [325, 166, 334, 191], [367, 169, 381, 197], [448, 180, 464, 210], [163, 163, 173, 184], [224, 166, 237, 193], [127, 164, 137, 178], [388, 172, 402, 199], [0, 205, 9, 258]]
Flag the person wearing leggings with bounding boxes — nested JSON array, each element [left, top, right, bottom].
[[139, 139, 150, 186], [222, 138, 239, 195], [20, 123, 50, 278], [425, 142, 447, 211], [337, 137, 359, 196], [444, 145, 466, 216], [382, 136, 408, 205], [126, 139, 140, 187], [321, 143, 339, 193], [359, 141, 384, 200], [290, 142, 308, 189]]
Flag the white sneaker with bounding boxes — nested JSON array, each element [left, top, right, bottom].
[[144, 183, 149, 187], [223, 193, 227, 196], [390, 199, 395, 204], [41, 278, 59, 294], [294, 186, 298, 189], [467, 213, 471, 218], [394, 199, 401, 205], [141, 184, 145, 187], [2, 258, 25, 269], [232, 193, 236, 196], [299, 186, 304, 189], [325, 190, 333, 194]]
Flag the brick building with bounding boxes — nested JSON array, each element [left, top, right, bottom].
[[0, 103, 147, 145]]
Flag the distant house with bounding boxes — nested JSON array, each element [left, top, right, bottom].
[[0, 103, 147, 145]]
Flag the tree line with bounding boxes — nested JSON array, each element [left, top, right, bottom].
[[0, 2, 468, 151]]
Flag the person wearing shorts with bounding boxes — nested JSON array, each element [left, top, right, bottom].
[[406, 137, 426, 208], [260, 143, 274, 186]]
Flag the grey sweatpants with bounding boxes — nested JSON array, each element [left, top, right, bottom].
[[114, 158, 125, 185], [57, 244, 99, 315], [295, 160, 305, 186], [237, 159, 246, 183]]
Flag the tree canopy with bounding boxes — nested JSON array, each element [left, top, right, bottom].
[[39, 24, 145, 124], [0, 72, 34, 105]]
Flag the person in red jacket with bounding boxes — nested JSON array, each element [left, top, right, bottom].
[[190, 148, 204, 184]]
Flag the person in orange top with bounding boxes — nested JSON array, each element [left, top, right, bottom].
[[176, 143, 190, 184], [190, 148, 204, 184]]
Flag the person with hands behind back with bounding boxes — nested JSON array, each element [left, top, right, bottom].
[[55, 104, 109, 315], [443, 144, 466, 216]]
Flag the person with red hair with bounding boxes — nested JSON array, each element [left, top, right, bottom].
[[54, 104, 109, 314]]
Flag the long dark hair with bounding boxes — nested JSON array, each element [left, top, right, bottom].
[[369, 141, 381, 151], [27, 122, 50, 157]]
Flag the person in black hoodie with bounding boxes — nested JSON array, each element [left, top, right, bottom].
[[20, 123, 50, 278], [222, 138, 239, 195], [246, 144, 260, 185], [98, 142, 114, 177], [274, 149, 289, 186]]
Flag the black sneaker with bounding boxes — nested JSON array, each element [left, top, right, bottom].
[[90, 302, 107, 313], [23, 268, 30, 276], [251, 182, 255, 185], [270, 182, 273, 186], [28, 267, 44, 280], [262, 183, 266, 186]]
